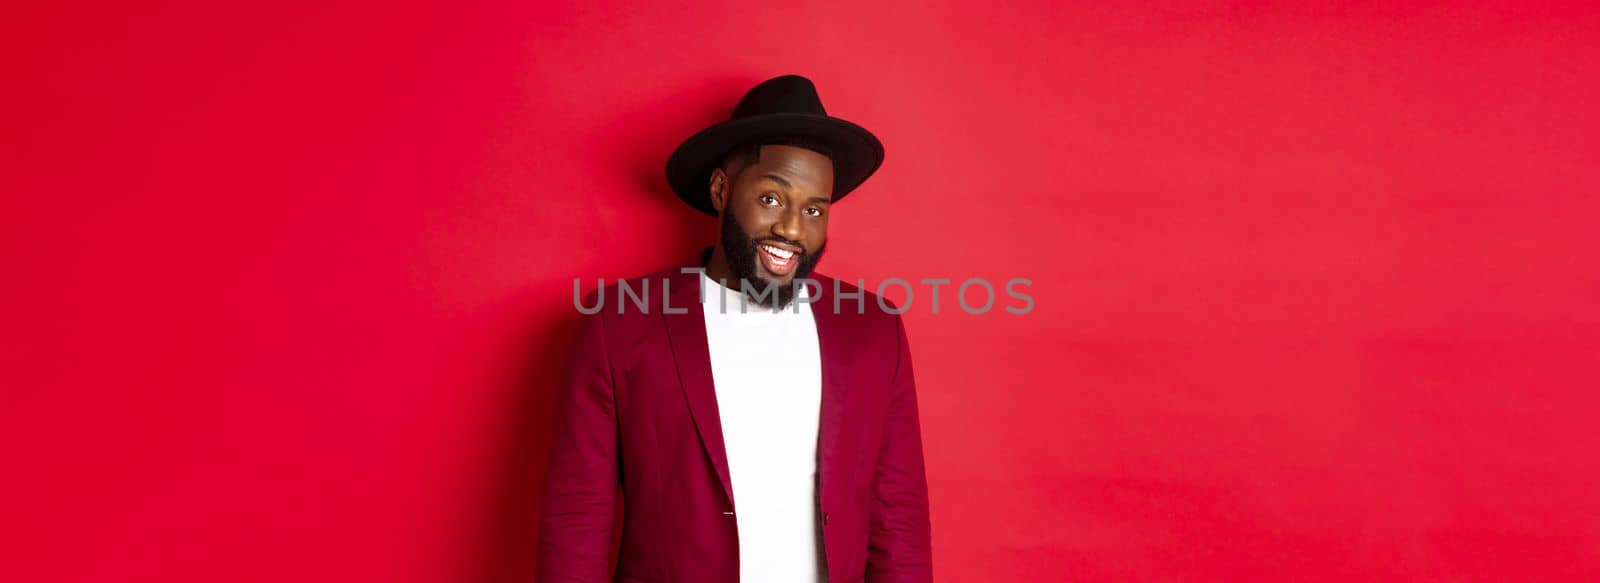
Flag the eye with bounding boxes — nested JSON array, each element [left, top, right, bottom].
[[804, 207, 823, 217], [758, 194, 779, 206]]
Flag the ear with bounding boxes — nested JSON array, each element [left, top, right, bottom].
[[708, 167, 730, 215]]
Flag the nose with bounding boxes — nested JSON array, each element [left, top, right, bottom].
[[772, 206, 804, 244]]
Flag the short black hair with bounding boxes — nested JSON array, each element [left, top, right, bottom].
[[720, 135, 837, 173]]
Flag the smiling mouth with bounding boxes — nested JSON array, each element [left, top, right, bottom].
[[757, 243, 800, 276]]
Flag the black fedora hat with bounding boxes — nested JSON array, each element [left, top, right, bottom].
[[666, 75, 884, 216]]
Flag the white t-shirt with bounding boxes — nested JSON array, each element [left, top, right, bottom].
[[699, 273, 827, 582]]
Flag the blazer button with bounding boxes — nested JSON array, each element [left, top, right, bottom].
[[822, 512, 830, 525]]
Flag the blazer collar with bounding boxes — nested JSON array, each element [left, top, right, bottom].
[[660, 266, 851, 509]]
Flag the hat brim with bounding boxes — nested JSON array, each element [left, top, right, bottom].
[[666, 113, 884, 216]]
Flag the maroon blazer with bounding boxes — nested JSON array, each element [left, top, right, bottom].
[[538, 266, 933, 582]]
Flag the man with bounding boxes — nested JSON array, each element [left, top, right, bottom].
[[539, 75, 932, 582]]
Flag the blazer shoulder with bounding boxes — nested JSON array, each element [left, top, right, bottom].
[[811, 272, 909, 332], [574, 265, 696, 325]]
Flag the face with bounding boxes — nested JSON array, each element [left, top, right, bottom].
[[707, 144, 834, 307]]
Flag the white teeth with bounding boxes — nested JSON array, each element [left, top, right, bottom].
[[762, 245, 796, 259]]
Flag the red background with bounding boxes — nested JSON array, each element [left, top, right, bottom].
[[4, 2, 1598, 581]]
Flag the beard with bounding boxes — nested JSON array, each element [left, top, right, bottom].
[[719, 209, 826, 310]]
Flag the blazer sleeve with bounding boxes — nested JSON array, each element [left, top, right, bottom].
[[866, 314, 934, 582], [537, 308, 620, 582]]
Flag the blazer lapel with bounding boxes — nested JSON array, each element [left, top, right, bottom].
[[661, 268, 736, 507], [810, 274, 851, 505]]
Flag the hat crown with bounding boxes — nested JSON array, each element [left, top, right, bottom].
[[730, 75, 827, 119]]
